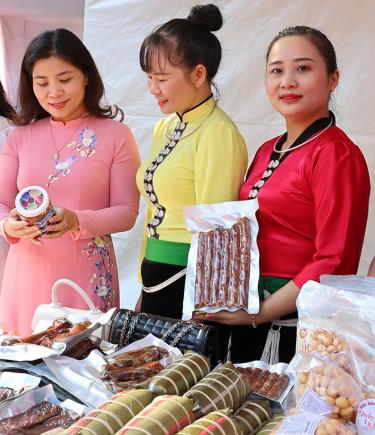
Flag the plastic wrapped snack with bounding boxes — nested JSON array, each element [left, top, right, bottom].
[[258, 412, 357, 435], [177, 408, 241, 434], [296, 355, 362, 423], [183, 199, 259, 319], [148, 351, 210, 396], [297, 277, 375, 401], [184, 362, 251, 416], [115, 394, 195, 434], [232, 400, 271, 434], [60, 389, 153, 435]]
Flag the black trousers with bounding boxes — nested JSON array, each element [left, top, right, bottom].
[[140, 258, 231, 362], [229, 311, 297, 363]]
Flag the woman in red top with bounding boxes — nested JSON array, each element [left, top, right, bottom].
[[194, 26, 370, 363]]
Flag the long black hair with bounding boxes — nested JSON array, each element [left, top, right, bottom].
[[0, 81, 17, 124], [140, 4, 223, 82], [17, 28, 122, 125]]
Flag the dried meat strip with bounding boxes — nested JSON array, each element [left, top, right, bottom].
[[204, 230, 215, 307], [210, 227, 223, 306], [195, 232, 207, 308], [0, 401, 61, 433], [228, 222, 241, 307], [103, 360, 164, 382], [238, 217, 251, 308], [107, 346, 169, 368], [217, 228, 231, 307], [0, 387, 16, 402]]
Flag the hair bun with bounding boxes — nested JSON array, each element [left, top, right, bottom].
[[187, 4, 223, 32]]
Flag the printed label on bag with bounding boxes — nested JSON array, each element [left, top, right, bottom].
[[299, 388, 333, 415], [357, 399, 375, 434], [277, 412, 321, 435]]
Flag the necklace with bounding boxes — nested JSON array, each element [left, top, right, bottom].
[[49, 120, 84, 161], [273, 119, 333, 153], [165, 99, 218, 141]]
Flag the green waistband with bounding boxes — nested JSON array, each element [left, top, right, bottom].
[[258, 276, 291, 300], [145, 238, 190, 267]]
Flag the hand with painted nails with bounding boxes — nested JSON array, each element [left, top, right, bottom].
[[192, 309, 255, 326], [42, 206, 79, 239], [4, 209, 42, 244]]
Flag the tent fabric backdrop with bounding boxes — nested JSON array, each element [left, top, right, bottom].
[[84, 0, 375, 309]]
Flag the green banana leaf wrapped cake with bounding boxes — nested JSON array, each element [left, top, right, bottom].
[[60, 389, 153, 435], [177, 408, 242, 434], [115, 394, 195, 434], [256, 414, 284, 435], [148, 351, 210, 396], [232, 400, 271, 434], [184, 362, 251, 416]]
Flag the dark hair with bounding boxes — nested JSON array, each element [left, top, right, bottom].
[[17, 28, 120, 125], [0, 81, 17, 124], [266, 26, 337, 75], [140, 4, 223, 82]]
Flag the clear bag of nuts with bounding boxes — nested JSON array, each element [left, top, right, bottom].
[[296, 355, 362, 423], [294, 277, 375, 433], [258, 411, 357, 435]]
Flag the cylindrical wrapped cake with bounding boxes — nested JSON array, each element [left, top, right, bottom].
[[115, 395, 195, 434], [176, 408, 241, 434], [60, 389, 153, 435], [148, 351, 210, 396], [232, 400, 271, 434], [256, 414, 284, 435], [183, 362, 252, 416]]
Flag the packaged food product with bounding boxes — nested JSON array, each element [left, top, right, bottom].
[[232, 400, 271, 434], [177, 408, 241, 434], [183, 199, 259, 319], [60, 389, 153, 435], [183, 361, 251, 416], [15, 185, 56, 234], [148, 351, 210, 396], [296, 356, 362, 423], [297, 277, 375, 410], [115, 394, 195, 434]]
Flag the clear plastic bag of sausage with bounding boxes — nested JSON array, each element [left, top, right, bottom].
[[295, 276, 375, 434], [182, 199, 260, 319]]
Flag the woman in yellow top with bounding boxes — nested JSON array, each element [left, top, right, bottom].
[[135, 4, 248, 320]]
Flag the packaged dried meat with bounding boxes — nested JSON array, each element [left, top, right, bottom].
[[177, 408, 242, 434], [60, 389, 153, 435], [115, 395, 195, 434], [148, 351, 210, 396], [0, 372, 41, 405], [183, 199, 259, 319], [234, 360, 294, 409], [183, 361, 251, 416]]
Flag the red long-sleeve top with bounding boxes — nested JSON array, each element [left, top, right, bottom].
[[240, 126, 370, 288]]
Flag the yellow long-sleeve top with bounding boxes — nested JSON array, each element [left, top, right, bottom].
[[136, 96, 248, 265]]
